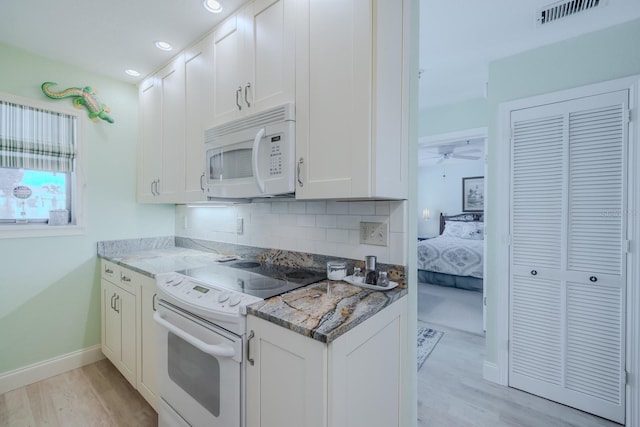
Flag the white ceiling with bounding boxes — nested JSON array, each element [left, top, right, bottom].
[[0, 0, 245, 84], [0, 0, 638, 106], [419, 0, 640, 109]]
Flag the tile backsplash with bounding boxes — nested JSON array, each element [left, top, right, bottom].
[[175, 200, 407, 265]]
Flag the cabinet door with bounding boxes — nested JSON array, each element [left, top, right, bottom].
[[101, 280, 121, 364], [329, 297, 406, 427], [138, 281, 159, 410], [245, 0, 295, 114], [119, 286, 137, 386], [183, 38, 213, 203], [246, 315, 327, 427], [295, 0, 372, 199], [101, 278, 137, 387], [157, 56, 186, 202], [295, 0, 407, 200], [212, 14, 245, 125], [138, 77, 162, 202]]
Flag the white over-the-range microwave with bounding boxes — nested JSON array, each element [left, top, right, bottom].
[[204, 103, 295, 200]]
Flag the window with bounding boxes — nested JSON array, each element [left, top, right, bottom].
[[0, 93, 82, 235]]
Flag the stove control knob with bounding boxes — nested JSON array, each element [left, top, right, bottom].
[[218, 292, 230, 303], [229, 295, 242, 307]]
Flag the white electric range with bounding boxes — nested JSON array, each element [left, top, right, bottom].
[[154, 260, 325, 427]]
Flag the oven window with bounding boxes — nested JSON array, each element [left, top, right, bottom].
[[209, 148, 253, 180], [167, 332, 221, 417]]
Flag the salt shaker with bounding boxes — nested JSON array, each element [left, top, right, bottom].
[[377, 271, 390, 287], [364, 255, 377, 285]]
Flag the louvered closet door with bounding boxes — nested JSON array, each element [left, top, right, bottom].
[[509, 90, 628, 424]]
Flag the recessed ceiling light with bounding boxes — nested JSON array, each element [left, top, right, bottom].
[[203, 0, 223, 13], [125, 69, 141, 77], [155, 41, 173, 51]]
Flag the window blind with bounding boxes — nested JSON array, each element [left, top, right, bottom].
[[0, 100, 77, 172]]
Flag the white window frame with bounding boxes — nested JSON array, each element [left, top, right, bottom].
[[0, 91, 85, 239]]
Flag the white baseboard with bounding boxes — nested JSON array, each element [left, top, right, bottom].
[[0, 345, 105, 395], [483, 360, 504, 385]]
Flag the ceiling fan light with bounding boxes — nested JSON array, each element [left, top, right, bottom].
[[204, 0, 223, 13]]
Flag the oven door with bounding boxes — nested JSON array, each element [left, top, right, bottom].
[[155, 301, 242, 427]]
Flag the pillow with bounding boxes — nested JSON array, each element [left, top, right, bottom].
[[443, 221, 484, 240]]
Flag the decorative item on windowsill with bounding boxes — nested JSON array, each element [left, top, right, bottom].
[[41, 82, 114, 123]]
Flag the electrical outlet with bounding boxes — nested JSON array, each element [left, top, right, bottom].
[[360, 221, 388, 246], [236, 217, 244, 234]]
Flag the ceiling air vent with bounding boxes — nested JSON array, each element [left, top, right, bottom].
[[537, 0, 606, 26]]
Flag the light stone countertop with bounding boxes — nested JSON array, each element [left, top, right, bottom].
[[97, 237, 407, 342], [246, 280, 407, 343]]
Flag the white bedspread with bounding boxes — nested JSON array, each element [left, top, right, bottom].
[[417, 236, 484, 278]]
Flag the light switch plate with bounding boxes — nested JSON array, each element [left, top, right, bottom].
[[360, 221, 388, 246]]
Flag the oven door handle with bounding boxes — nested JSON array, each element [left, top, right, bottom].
[[154, 312, 235, 358]]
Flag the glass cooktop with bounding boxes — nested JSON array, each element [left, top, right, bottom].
[[176, 260, 326, 300]]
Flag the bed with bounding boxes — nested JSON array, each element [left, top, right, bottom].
[[417, 213, 484, 292]]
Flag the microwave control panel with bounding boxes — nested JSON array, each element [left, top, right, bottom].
[[269, 134, 283, 177]]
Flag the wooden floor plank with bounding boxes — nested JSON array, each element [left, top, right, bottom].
[[0, 388, 36, 427], [417, 320, 621, 427], [0, 359, 156, 427]]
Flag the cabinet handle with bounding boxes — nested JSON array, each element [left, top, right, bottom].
[[244, 83, 251, 108], [589, 276, 598, 283], [235, 86, 242, 110], [200, 173, 205, 191], [152, 293, 157, 312], [297, 157, 304, 187], [247, 330, 255, 366], [155, 179, 160, 196], [114, 295, 120, 314], [110, 293, 116, 310], [150, 180, 155, 196], [105, 266, 113, 275], [121, 273, 131, 283], [531, 270, 538, 276]]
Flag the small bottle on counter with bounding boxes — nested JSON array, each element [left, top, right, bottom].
[[377, 271, 390, 288], [352, 267, 364, 282], [364, 255, 377, 285]]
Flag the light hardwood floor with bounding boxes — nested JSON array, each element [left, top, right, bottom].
[[0, 359, 156, 427], [417, 320, 621, 427]]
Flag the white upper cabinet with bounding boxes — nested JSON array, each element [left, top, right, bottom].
[[212, 0, 295, 126], [183, 37, 214, 203], [294, 0, 408, 200], [137, 55, 186, 203]]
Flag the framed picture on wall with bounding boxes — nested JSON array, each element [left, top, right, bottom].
[[462, 176, 484, 212]]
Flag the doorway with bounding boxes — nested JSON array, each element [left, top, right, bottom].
[[417, 128, 487, 336]]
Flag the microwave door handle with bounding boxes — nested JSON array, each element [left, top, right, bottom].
[[252, 127, 266, 193], [153, 312, 235, 358]]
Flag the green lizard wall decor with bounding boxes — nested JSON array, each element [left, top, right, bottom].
[[41, 82, 114, 124]]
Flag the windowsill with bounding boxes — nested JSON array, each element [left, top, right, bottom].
[[0, 223, 85, 239]]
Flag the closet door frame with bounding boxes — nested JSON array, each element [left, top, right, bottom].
[[494, 75, 640, 427]]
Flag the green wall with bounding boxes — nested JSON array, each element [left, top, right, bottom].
[[419, 97, 488, 137], [0, 43, 175, 374], [484, 18, 640, 364]]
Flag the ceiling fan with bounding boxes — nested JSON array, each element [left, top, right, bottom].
[[432, 144, 482, 164]]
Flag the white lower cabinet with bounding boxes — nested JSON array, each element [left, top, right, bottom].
[[100, 260, 158, 411], [246, 296, 407, 427], [101, 278, 136, 386]]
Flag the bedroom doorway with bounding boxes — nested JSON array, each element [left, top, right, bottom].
[[417, 128, 488, 336]]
